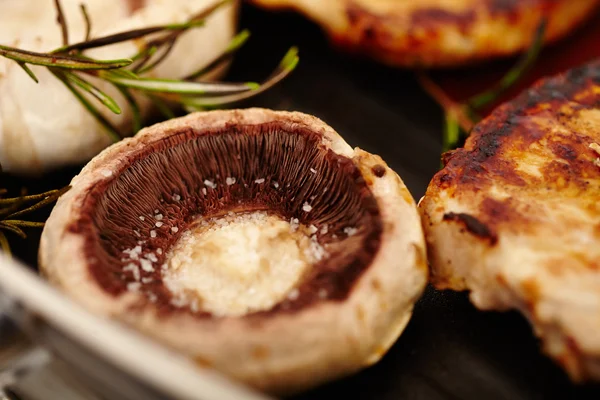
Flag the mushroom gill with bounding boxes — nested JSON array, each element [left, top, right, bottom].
[[77, 121, 382, 317]]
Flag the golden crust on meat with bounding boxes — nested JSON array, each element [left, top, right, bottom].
[[248, 0, 600, 67], [420, 60, 600, 381]]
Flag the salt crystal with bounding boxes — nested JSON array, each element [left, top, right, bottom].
[[310, 168, 317, 174], [172, 194, 181, 201], [150, 230, 157, 238], [204, 179, 217, 189], [308, 225, 318, 234], [141, 277, 153, 284], [154, 209, 159, 214], [302, 202, 312, 212], [101, 170, 112, 177], [127, 282, 141, 292], [255, 178, 265, 184], [140, 259, 154, 272], [201, 188, 207, 195], [155, 213, 163, 221], [344, 227, 358, 237], [155, 221, 163, 228], [273, 181, 279, 189], [139, 216, 145, 221], [146, 253, 158, 263], [320, 224, 329, 235], [156, 248, 163, 255], [226, 177, 236, 186], [171, 226, 179, 233]]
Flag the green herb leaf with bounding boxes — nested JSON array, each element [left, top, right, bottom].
[[53, 69, 121, 141], [185, 29, 251, 80], [0, 45, 132, 70], [16, 62, 39, 83], [105, 75, 256, 95], [468, 19, 547, 110], [65, 72, 122, 114], [115, 86, 142, 133], [184, 47, 299, 108]]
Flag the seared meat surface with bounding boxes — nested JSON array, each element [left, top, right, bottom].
[[420, 60, 600, 381], [248, 0, 599, 67]]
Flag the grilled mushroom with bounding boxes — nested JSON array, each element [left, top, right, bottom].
[[39, 108, 428, 394]]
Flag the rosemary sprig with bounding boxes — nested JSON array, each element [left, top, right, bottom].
[[0, 186, 70, 256], [0, 0, 298, 141], [419, 19, 547, 156]]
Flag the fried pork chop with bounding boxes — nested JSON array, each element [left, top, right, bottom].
[[248, 0, 599, 67], [420, 60, 600, 380]]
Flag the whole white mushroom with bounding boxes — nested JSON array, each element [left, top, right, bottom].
[[0, 0, 238, 175]]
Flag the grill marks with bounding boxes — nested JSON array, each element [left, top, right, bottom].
[[429, 59, 600, 242], [77, 122, 383, 317]]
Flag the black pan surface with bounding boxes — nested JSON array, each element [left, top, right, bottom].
[[4, 4, 600, 399]]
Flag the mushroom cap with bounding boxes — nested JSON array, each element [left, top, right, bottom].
[[248, 0, 599, 67], [39, 108, 428, 394]]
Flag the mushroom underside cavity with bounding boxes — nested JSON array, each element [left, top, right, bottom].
[[76, 122, 383, 317]]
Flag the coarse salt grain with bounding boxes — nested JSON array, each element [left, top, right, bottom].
[[157, 248, 163, 255], [154, 209, 159, 214], [171, 226, 179, 233], [140, 259, 154, 272], [141, 277, 153, 284], [273, 181, 279, 189], [155, 221, 164, 228], [202, 188, 207, 195], [255, 178, 265, 184], [308, 225, 318, 234], [173, 194, 181, 201], [302, 202, 312, 212], [101, 170, 112, 177], [226, 177, 236, 185], [204, 179, 217, 189], [310, 168, 317, 174], [155, 213, 163, 221], [150, 230, 157, 238], [320, 224, 329, 235], [139, 216, 145, 221], [344, 227, 358, 237], [127, 282, 141, 292], [147, 253, 158, 263]]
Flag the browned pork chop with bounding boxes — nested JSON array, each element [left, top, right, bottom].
[[248, 0, 599, 67], [420, 60, 600, 381]]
